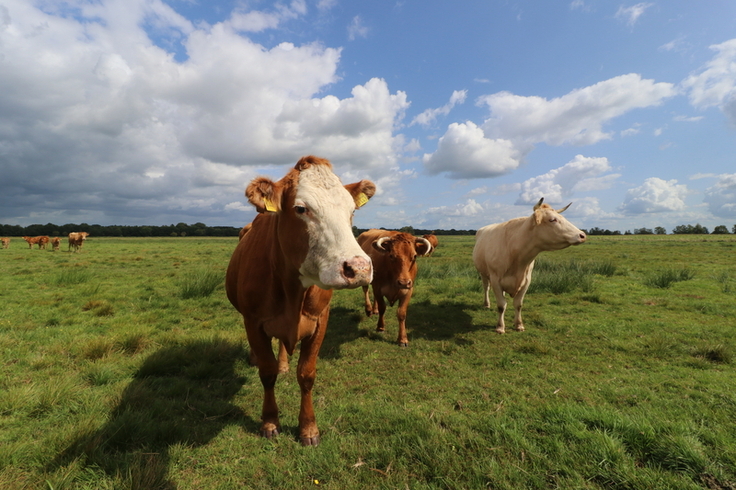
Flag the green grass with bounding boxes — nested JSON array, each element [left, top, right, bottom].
[[1, 235, 736, 489]]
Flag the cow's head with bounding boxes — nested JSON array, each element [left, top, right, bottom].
[[246, 155, 375, 289], [532, 198, 586, 250], [372, 233, 432, 290]]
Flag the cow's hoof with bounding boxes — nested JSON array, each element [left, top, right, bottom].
[[398, 341, 408, 347], [495, 328, 505, 334], [300, 435, 320, 446], [278, 365, 289, 374], [261, 426, 280, 439], [516, 326, 525, 332], [365, 310, 373, 317], [376, 327, 385, 332]]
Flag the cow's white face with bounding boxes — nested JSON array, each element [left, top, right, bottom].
[[294, 164, 373, 289], [534, 205, 587, 251]]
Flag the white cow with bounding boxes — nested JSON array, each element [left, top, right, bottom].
[[473, 198, 586, 333]]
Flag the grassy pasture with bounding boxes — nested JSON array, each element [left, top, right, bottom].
[[1, 234, 735, 489]]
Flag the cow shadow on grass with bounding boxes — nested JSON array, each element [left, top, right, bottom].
[[48, 339, 258, 490], [319, 300, 481, 358]]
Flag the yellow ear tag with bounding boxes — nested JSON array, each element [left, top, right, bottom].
[[263, 197, 277, 212], [355, 192, 369, 208]]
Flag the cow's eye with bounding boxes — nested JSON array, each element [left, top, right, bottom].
[[550, 217, 558, 223], [294, 205, 307, 215]]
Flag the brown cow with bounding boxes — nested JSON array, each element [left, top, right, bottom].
[[1, 237, 9, 249], [68, 232, 89, 252], [51, 237, 61, 251], [22, 236, 49, 249], [422, 234, 439, 256], [473, 198, 586, 333], [226, 156, 375, 446], [357, 229, 433, 347]]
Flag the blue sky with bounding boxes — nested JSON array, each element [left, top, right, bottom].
[[1, 0, 735, 232]]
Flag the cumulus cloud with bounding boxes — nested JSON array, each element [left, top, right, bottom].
[[422, 122, 522, 179], [478, 74, 676, 146], [620, 178, 689, 214], [682, 38, 736, 126], [703, 174, 736, 218], [615, 3, 654, 27], [516, 155, 619, 205], [411, 90, 467, 127], [0, 0, 407, 225]]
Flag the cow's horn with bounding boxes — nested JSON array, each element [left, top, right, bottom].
[[376, 236, 391, 250], [557, 203, 572, 213], [416, 237, 432, 256], [533, 197, 544, 210]]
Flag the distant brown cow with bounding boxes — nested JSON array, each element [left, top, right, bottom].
[[1, 237, 9, 249], [68, 232, 89, 252], [226, 155, 376, 445], [22, 236, 49, 249], [423, 234, 439, 256], [357, 229, 433, 346], [51, 237, 61, 251]]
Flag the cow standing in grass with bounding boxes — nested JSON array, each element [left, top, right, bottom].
[[357, 229, 433, 347], [1, 237, 9, 249], [473, 198, 586, 334], [23, 236, 49, 249], [226, 156, 375, 446], [51, 237, 61, 251], [68, 232, 89, 252]]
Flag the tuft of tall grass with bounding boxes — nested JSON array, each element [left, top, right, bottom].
[[692, 344, 731, 364], [527, 259, 599, 294], [179, 268, 223, 299], [644, 268, 695, 289], [54, 267, 91, 285]]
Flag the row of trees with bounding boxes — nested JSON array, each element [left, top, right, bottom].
[[2, 222, 734, 238], [585, 223, 736, 236], [0, 222, 241, 238]]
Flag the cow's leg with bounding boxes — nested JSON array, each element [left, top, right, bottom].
[[491, 283, 507, 334], [362, 285, 373, 317], [277, 340, 289, 374], [480, 274, 492, 308], [513, 283, 532, 332], [395, 292, 412, 347], [374, 293, 387, 333], [245, 325, 281, 439], [295, 309, 329, 446]]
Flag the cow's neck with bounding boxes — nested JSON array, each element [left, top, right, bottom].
[[515, 216, 546, 265]]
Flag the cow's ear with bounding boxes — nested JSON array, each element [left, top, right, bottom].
[[246, 177, 282, 213], [345, 180, 376, 209]]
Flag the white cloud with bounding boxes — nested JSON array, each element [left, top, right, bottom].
[[411, 90, 467, 127], [615, 3, 654, 27], [478, 74, 676, 146], [348, 15, 369, 40], [703, 174, 736, 218], [516, 155, 619, 205], [620, 178, 688, 214], [682, 38, 736, 126], [422, 122, 522, 179], [0, 0, 408, 225], [228, 0, 307, 33]]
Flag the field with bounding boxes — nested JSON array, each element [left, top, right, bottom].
[[1, 234, 735, 489]]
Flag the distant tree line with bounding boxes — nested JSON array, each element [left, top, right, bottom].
[[584, 223, 736, 236], [353, 226, 477, 236], [2, 222, 734, 238], [0, 222, 241, 237]]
